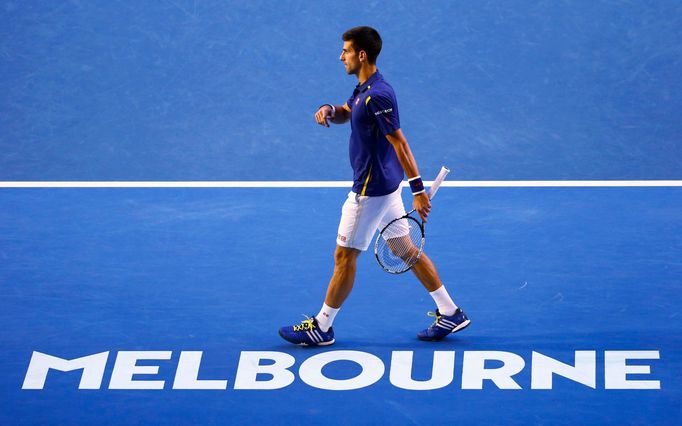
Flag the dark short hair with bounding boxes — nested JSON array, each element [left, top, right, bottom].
[[342, 26, 382, 64]]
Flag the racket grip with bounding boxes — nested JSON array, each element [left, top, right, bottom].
[[428, 166, 450, 200]]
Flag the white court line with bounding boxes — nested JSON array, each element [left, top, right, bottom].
[[1, 180, 681, 188]]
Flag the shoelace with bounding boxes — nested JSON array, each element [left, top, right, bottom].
[[292, 315, 316, 332], [426, 311, 441, 328]]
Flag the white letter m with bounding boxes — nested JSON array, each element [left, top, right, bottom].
[[22, 351, 109, 390]]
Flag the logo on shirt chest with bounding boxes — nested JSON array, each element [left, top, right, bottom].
[[374, 108, 393, 116]]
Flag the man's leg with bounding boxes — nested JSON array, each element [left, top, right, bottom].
[[324, 245, 362, 308], [410, 252, 443, 293], [411, 253, 458, 314], [412, 252, 470, 340], [279, 247, 354, 345], [279, 190, 381, 346], [378, 190, 461, 318], [314, 245, 361, 332]]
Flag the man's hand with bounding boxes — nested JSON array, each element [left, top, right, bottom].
[[315, 105, 334, 127], [413, 192, 431, 222]]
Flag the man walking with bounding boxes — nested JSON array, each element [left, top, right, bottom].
[[279, 26, 469, 346]]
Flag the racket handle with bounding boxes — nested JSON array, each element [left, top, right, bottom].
[[428, 166, 450, 200]]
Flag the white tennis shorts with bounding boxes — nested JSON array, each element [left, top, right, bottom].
[[336, 186, 407, 251]]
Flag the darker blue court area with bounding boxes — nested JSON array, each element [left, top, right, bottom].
[[1, 188, 681, 425], [1, 1, 681, 180]]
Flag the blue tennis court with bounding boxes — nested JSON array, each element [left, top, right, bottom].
[[2, 1, 682, 424], [1, 186, 681, 424]]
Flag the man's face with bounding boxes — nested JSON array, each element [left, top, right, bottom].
[[340, 41, 361, 75]]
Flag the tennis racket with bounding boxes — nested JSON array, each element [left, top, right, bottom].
[[374, 166, 450, 274]]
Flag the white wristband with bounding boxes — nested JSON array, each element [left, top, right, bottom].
[[322, 103, 336, 118]]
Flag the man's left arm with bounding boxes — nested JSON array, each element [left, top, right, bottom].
[[386, 129, 431, 222]]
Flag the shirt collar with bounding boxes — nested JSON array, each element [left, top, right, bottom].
[[356, 70, 382, 93]]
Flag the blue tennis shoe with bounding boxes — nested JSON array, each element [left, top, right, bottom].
[[279, 315, 335, 346], [417, 308, 470, 341]]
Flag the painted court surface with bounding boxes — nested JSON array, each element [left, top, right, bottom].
[[1, 1, 681, 424], [1, 185, 681, 424]]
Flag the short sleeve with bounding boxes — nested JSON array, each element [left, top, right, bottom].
[[346, 92, 356, 111], [366, 94, 400, 135]]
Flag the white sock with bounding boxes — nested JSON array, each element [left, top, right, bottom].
[[315, 303, 340, 332], [429, 286, 458, 316]]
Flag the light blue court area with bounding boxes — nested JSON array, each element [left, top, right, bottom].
[[1, 187, 681, 425]]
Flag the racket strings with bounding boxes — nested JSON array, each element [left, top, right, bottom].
[[375, 216, 424, 273]]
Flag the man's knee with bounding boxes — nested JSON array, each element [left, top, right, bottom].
[[334, 245, 360, 267]]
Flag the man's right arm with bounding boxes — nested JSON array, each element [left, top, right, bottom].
[[315, 104, 351, 127]]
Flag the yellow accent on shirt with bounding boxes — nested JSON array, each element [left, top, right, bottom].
[[361, 165, 372, 196]]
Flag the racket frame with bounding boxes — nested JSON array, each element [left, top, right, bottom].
[[374, 210, 425, 274], [373, 166, 450, 274]]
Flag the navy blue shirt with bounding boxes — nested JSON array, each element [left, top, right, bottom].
[[345, 71, 404, 196]]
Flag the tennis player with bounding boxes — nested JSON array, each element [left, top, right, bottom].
[[279, 26, 469, 345]]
